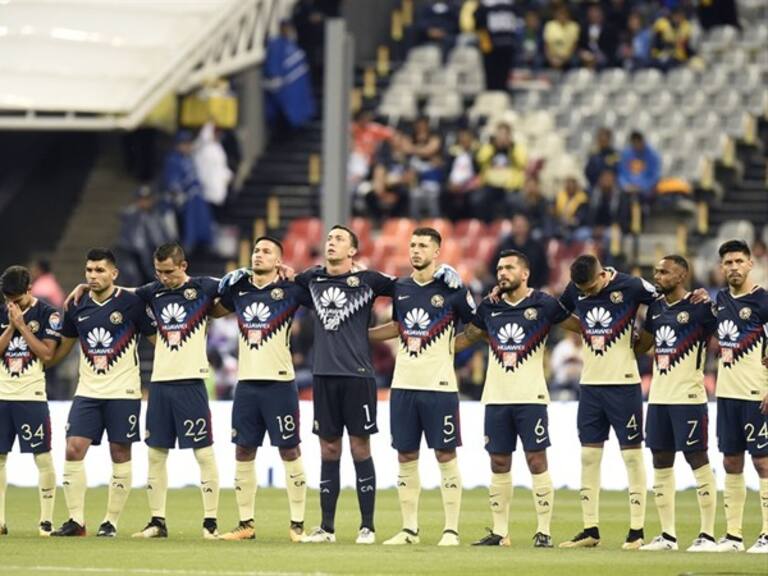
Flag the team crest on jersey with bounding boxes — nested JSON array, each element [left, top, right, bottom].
[[270, 288, 284, 301], [739, 307, 752, 320], [110, 311, 124, 325], [184, 288, 198, 301], [49, 312, 61, 330], [524, 307, 538, 321], [676, 311, 690, 324], [346, 275, 360, 287], [27, 320, 40, 333], [431, 294, 445, 308], [610, 291, 623, 304]]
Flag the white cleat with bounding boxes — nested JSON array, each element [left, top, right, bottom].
[[355, 527, 375, 544], [437, 530, 460, 546], [713, 535, 745, 552], [640, 535, 678, 551], [746, 533, 768, 554], [686, 535, 718, 552], [301, 526, 336, 543], [383, 529, 420, 545]]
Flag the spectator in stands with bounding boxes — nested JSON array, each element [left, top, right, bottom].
[[349, 108, 393, 193], [520, 176, 552, 239], [194, 122, 233, 217], [578, 3, 619, 69], [292, 0, 342, 81], [619, 11, 651, 70], [444, 127, 480, 221], [368, 131, 413, 221], [475, 122, 527, 221], [491, 214, 549, 289], [651, 8, 694, 70], [697, 0, 739, 31], [517, 10, 545, 70], [554, 174, 590, 239], [29, 259, 64, 308], [549, 331, 583, 400], [543, 4, 580, 70], [590, 168, 630, 232], [618, 131, 661, 204], [417, 0, 460, 57], [605, 0, 631, 38], [585, 127, 620, 188], [404, 117, 444, 218], [474, 0, 518, 90], [751, 239, 768, 288]]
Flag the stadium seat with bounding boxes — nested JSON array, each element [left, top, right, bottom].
[[287, 217, 323, 244], [405, 44, 442, 70], [378, 87, 418, 123], [718, 220, 755, 245], [467, 91, 511, 125], [454, 219, 486, 240], [424, 92, 464, 123], [631, 68, 663, 95], [419, 218, 453, 238], [513, 90, 544, 112], [447, 45, 482, 71], [665, 67, 698, 95]]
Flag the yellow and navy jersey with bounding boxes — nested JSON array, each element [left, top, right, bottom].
[[715, 286, 768, 401], [219, 277, 311, 382], [391, 277, 476, 392], [473, 290, 569, 405], [136, 277, 218, 383], [644, 295, 715, 405], [559, 269, 657, 385], [296, 267, 395, 377], [0, 300, 61, 401], [61, 289, 155, 399]]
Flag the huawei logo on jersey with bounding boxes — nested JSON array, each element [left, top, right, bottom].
[[717, 320, 739, 342], [586, 307, 612, 328], [498, 323, 525, 345], [404, 308, 430, 330], [87, 327, 113, 349], [319, 287, 347, 309], [4, 335, 35, 376], [655, 325, 677, 348], [160, 303, 187, 325], [243, 302, 270, 323], [8, 336, 28, 352]]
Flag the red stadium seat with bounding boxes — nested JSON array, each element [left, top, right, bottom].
[[287, 217, 323, 245], [419, 218, 453, 238], [454, 219, 486, 240]]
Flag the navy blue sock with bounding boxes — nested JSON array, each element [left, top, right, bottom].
[[320, 459, 340, 533], [354, 457, 376, 531]]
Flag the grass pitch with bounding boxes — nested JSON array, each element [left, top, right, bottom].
[[1, 486, 766, 576]]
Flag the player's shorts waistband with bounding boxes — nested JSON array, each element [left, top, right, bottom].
[[313, 375, 376, 386], [238, 379, 295, 387], [150, 378, 206, 387]]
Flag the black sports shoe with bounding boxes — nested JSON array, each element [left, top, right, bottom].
[[622, 528, 645, 550], [202, 517, 219, 540], [559, 527, 600, 548], [51, 519, 86, 537], [39, 521, 53, 537], [131, 517, 168, 538], [97, 521, 117, 537], [472, 529, 510, 546], [533, 532, 553, 548], [0, 524, 7, 535]]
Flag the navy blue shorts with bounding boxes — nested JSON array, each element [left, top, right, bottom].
[[312, 376, 377, 438], [484, 404, 549, 454], [0, 400, 51, 454], [146, 380, 213, 449], [645, 403, 708, 453], [390, 389, 461, 452], [717, 397, 768, 456], [66, 396, 141, 446], [577, 384, 643, 446], [232, 380, 300, 448]]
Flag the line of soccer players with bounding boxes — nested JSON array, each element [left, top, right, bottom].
[[0, 229, 765, 554]]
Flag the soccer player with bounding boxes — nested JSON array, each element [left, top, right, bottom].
[[0, 266, 60, 536], [557, 254, 658, 550], [370, 227, 476, 547], [216, 237, 311, 542], [634, 255, 718, 552], [49, 249, 155, 537], [710, 240, 768, 553], [455, 249, 572, 548]]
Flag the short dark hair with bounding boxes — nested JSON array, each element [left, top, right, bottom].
[[498, 249, 530, 270], [86, 248, 117, 266], [253, 236, 283, 255], [1, 266, 31, 296], [412, 227, 442, 247], [33, 259, 51, 274], [662, 254, 689, 272], [718, 239, 751, 259], [571, 254, 600, 285], [629, 130, 644, 142], [330, 225, 359, 249], [154, 242, 186, 264]]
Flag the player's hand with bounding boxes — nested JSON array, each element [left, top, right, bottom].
[[218, 267, 250, 293], [6, 302, 25, 329], [277, 264, 296, 281], [64, 283, 89, 309], [760, 391, 768, 416], [487, 285, 501, 303], [434, 263, 463, 289], [690, 288, 710, 305], [762, 355, 768, 369]]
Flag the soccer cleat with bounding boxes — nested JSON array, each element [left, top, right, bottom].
[[51, 519, 86, 537], [96, 521, 117, 538], [289, 521, 305, 543], [220, 520, 254, 541], [301, 526, 336, 543], [472, 530, 510, 547], [687, 534, 718, 552], [533, 532, 553, 548], [202, 518, 219, 540], [713, 535, 745, 552], [559, 528, 600, 548], [0, 524, 7, 536], [131, 517, 168, 539], [383, 529, 420, 545], [621, 528, 645, 550], [437, 529, 460, 546], [746, 533, 768, 554], [640, 534, 678, 551], [355, 527, 375, 544], [39, 521, 52, 537]]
